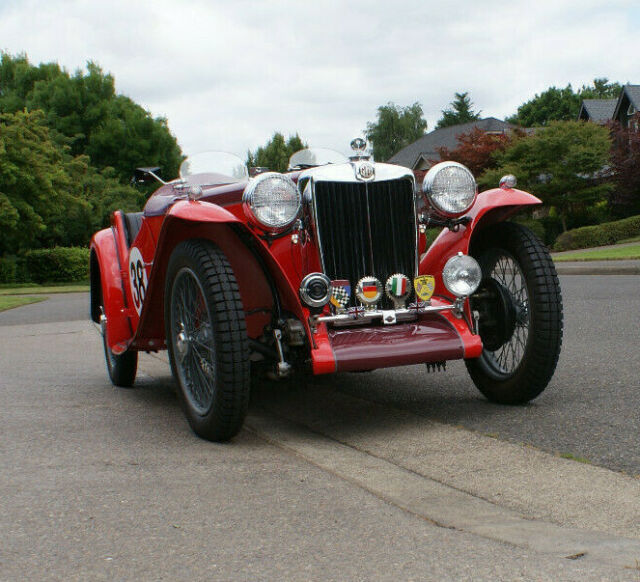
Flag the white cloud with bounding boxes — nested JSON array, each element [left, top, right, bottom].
[[1, 0, 638, 162]]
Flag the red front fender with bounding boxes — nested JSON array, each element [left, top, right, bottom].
[[132, 199, 304, 349], [420, 188, 541, 286]]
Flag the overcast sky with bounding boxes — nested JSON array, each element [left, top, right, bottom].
[[1, 0, 639, 160]]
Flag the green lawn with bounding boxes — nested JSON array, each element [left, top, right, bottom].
[[0, 283, 89, 295], [0, 295, 47, 312], [553, 243, 640, 262]]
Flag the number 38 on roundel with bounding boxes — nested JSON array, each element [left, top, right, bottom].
[[89, 143, 563, 442]]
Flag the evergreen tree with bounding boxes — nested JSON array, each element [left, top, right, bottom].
[[435, 92, 481, 129]]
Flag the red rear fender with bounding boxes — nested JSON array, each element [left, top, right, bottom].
[[90, 228, 134, 354]]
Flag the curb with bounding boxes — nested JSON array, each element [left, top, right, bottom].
[[553, 260, 640, 275]]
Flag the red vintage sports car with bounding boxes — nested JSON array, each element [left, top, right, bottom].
[[90, 139, 563, 441]]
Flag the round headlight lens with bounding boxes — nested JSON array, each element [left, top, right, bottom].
[[442, 253, 482, 297], [423, 161, 477, 217], [243, 172, 301, 231]]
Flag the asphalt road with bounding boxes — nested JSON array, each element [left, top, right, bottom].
[[337, 275, 640, 476], [5, 292, 633, 580], [2, 275, 638, 476]]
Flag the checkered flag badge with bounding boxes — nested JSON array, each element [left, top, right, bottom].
[[330, 279, 351, 309]]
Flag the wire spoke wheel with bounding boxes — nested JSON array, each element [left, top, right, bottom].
[[466, 222, 563, 405], [165, 240, 250, 441], [170, 267, 216, 415], [482, 252, 530, 376]]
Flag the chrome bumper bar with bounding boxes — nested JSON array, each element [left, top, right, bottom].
[[312, 301, 463, 328]]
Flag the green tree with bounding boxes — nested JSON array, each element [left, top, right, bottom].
[[579, 77, 622, 99], [0, 110, 141, 255], [365, 102, 428, 161], [479, 121, 613, 231], [247, 132, 307, 173], [507, 78, 623, 127], [0, 53, 182, 183], [435, 92, 481, 129]]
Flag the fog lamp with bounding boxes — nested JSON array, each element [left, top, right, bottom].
[[442, 253, 482, 297]]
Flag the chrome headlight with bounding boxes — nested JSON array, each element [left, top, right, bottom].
[[442, 253, 482, 297], [423, 161, 477, 217], [243, 172, 301, 232]]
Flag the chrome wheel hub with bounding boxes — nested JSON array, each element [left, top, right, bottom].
[[176, 329, 189, 361]]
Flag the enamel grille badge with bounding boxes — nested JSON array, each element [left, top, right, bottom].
[[355, 276, 383, 308], [385, 273, 411, 308], [414, 275, 435, 302], [330, 279, 351, 311]]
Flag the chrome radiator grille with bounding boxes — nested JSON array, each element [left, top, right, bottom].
[[313, 178, 416, 305]]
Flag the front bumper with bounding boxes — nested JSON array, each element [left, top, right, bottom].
[[309, 298, 483, 374]]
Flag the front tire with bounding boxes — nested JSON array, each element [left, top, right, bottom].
[[165, 240, 250, 442], [466, 222, 563, 404]]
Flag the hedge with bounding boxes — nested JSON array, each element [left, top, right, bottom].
[[0, 247, 90, 284], [553, 215, 640, 251]]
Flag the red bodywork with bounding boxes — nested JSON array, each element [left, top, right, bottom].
[[90, 172, 540, 374]]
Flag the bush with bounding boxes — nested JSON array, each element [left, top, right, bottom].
[[553, 215, 640, 251], [24, 247, 90, 283], [0, 256, 30, 284]]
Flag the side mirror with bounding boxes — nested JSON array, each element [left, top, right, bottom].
[[133, 167, 164, 185]]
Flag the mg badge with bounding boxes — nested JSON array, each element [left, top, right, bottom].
[[385, 273, 411, 308], [356, 162, 375, 181], [355, 276, 382, 308], [414, 275, 435, 302], [330, 279, 351, 311]]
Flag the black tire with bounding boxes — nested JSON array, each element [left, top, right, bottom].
[[165, 240, 250, 442], [466, 222, 563, 404], [103, 332, 138, 387]]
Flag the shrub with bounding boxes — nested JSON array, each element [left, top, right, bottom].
[[24, 247, 90, 283], [553, 215, 640, 251], [0, 256, 30, 284]]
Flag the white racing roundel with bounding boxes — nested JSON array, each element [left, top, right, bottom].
[[128, 247, 148, 315]]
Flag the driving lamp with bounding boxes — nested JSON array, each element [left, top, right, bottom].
[[442, 253, 482, 297]]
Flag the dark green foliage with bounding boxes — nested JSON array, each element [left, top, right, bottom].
[[0, 53, 182, 183], [0, 256, 19, 284], [247, 133, 307, 173], [365, 102, 428, 161], [0, 110, 141, 255], [435, 92, 481, 129], [0, 53, 170, 260], [24, 247, 90, 283], [507, 78, 622, 127], [479, 121, 613, 231], [553, 215, 640, 251]]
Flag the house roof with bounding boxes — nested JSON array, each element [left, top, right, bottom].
[[387, 117, 513, 169], [612, 84, 640, 120], [578, 99, 617, 122]]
